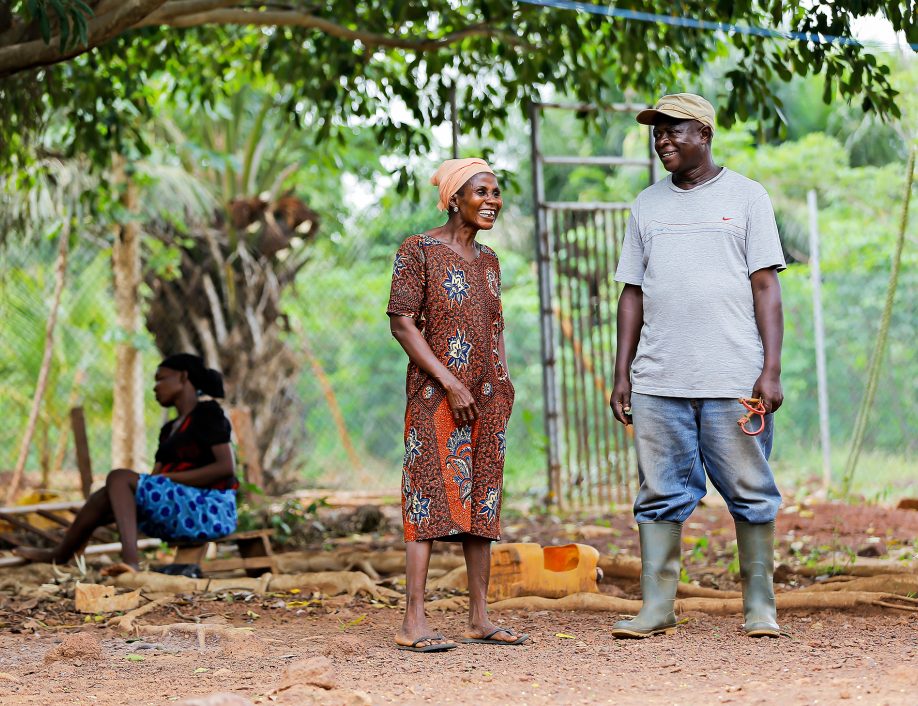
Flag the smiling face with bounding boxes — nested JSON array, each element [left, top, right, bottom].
[[652, 116, 711, 175], [450, 172, 502, 230], [153, 366, 188, 408]]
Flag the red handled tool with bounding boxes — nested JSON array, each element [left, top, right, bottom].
[[737, 397, 766, 436]]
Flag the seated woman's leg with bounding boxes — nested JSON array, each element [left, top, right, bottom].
[[105, 468, 141, 568], [13, 486, 115, 563]]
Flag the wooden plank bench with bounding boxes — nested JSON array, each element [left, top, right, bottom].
[[173, 528, 277, 577]]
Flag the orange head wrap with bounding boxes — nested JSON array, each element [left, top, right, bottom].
[[430, 158, 495, 212]]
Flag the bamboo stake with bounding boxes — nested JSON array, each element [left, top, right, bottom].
[[301, 335, 361, 471], [7, 224, 69, 503], [807, 190, 832, 493], [842, 147, 915, 496]]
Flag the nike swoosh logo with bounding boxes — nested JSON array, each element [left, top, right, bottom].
[[722, 217, 733, 221]]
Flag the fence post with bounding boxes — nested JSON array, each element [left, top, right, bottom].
[[70, 406, 94, 499], [807, 190, 832, 493], [529, 101, 562, 507], [111, 158, 147, 470]]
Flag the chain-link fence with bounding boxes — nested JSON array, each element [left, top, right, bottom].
[[0, 194, 550, 502], [2, 143, 916, 506], [0, 235, 164, 498]]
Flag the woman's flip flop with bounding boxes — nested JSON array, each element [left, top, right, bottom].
[[461, 628, 530, 645], [395, 635, 458, 653]]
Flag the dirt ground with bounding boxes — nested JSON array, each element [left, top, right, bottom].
[[0, 602, 915, 705], [0, 498, 916, 705]]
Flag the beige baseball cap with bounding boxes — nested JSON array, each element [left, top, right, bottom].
[[636, 93, 716, 133]]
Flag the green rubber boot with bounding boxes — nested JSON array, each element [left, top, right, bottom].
[[736, 521, 780, 638], [611, 521, 682, 638]]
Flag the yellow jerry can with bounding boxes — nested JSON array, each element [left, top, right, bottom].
[[487, 542, 600, 602]]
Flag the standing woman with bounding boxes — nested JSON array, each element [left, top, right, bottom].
[[388, 158, 527, 652], [14, 354, 238, 574]]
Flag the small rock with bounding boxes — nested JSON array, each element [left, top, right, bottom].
[[350, 505, 385, 533], [74, 583, 141, 613], [856, 542, 886, 558], [175, 693, 255, 706], [44, 632, 103, 663], [281, 656, 336, 691], [275, 686, 370, 706]]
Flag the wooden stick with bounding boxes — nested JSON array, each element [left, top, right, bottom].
[[70, 406, 94, 499]]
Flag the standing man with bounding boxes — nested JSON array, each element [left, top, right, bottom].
[[610, 93, 785, 639]]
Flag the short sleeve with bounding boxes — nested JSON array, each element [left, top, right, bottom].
[[386, 238, 426, 321], [614, 210, 645, 285], [745, 192, 786, 275], [194, 402, 232, 447]]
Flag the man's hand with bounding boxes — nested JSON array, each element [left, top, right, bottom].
[[610, 377, 633, 425], [752, 371, 783, 413]]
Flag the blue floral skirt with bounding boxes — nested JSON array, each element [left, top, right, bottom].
[[135, 474, 237, 543]]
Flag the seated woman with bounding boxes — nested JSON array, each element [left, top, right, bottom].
[[14, 354, 238, 573]]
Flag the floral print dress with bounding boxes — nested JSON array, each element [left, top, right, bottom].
[[387, 234, 514, 542]]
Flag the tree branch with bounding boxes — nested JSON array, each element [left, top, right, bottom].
[[137, 8, 518, 51], [0, 0, 168, 77]]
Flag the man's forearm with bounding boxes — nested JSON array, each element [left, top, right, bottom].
[[751, 269, 784, 374], [615, 284, 644, 378]]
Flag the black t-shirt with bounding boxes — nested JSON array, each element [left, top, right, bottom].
[[154, 400, 236, 490]]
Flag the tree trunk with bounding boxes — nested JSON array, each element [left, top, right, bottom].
[[145, 195, 319, 490], [111, 159, 147, 471]]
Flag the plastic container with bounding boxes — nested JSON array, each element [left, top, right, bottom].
[[488, 542, 600, 601]]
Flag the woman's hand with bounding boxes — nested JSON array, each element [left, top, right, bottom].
[[444, 378, 479, 426]]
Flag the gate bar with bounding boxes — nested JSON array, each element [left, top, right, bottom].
[[529, 100, 562, 506], [530, 99, 654, 509]]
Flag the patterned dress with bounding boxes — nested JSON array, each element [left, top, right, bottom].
[[387, 234, 514, 542]]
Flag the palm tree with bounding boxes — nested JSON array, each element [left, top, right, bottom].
[[143, 88, 323, 487]]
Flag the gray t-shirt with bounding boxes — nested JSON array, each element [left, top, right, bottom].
[[614, 167, 786, 398]]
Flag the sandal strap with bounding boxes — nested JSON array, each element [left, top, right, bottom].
[[411, 635, 444, 647], [482, 628, 515, 640]]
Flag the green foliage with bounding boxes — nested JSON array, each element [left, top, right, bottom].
[[3, 1, 913, 170], [236, 496, 327, 547], [25, 0, 91, 51]]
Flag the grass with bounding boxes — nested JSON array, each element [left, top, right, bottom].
[[771, 445, 917, 504]]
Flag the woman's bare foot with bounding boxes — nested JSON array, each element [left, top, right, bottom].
[[100, 562, 139, 577], [12, 546, 60, 563]]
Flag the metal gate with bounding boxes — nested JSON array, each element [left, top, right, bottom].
[[529, 101, 656, 509]]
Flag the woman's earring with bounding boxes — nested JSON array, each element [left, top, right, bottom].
[[451, 205, 458, 213]]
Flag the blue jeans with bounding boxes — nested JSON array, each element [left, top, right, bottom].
[[630, 393, 781, 524]]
